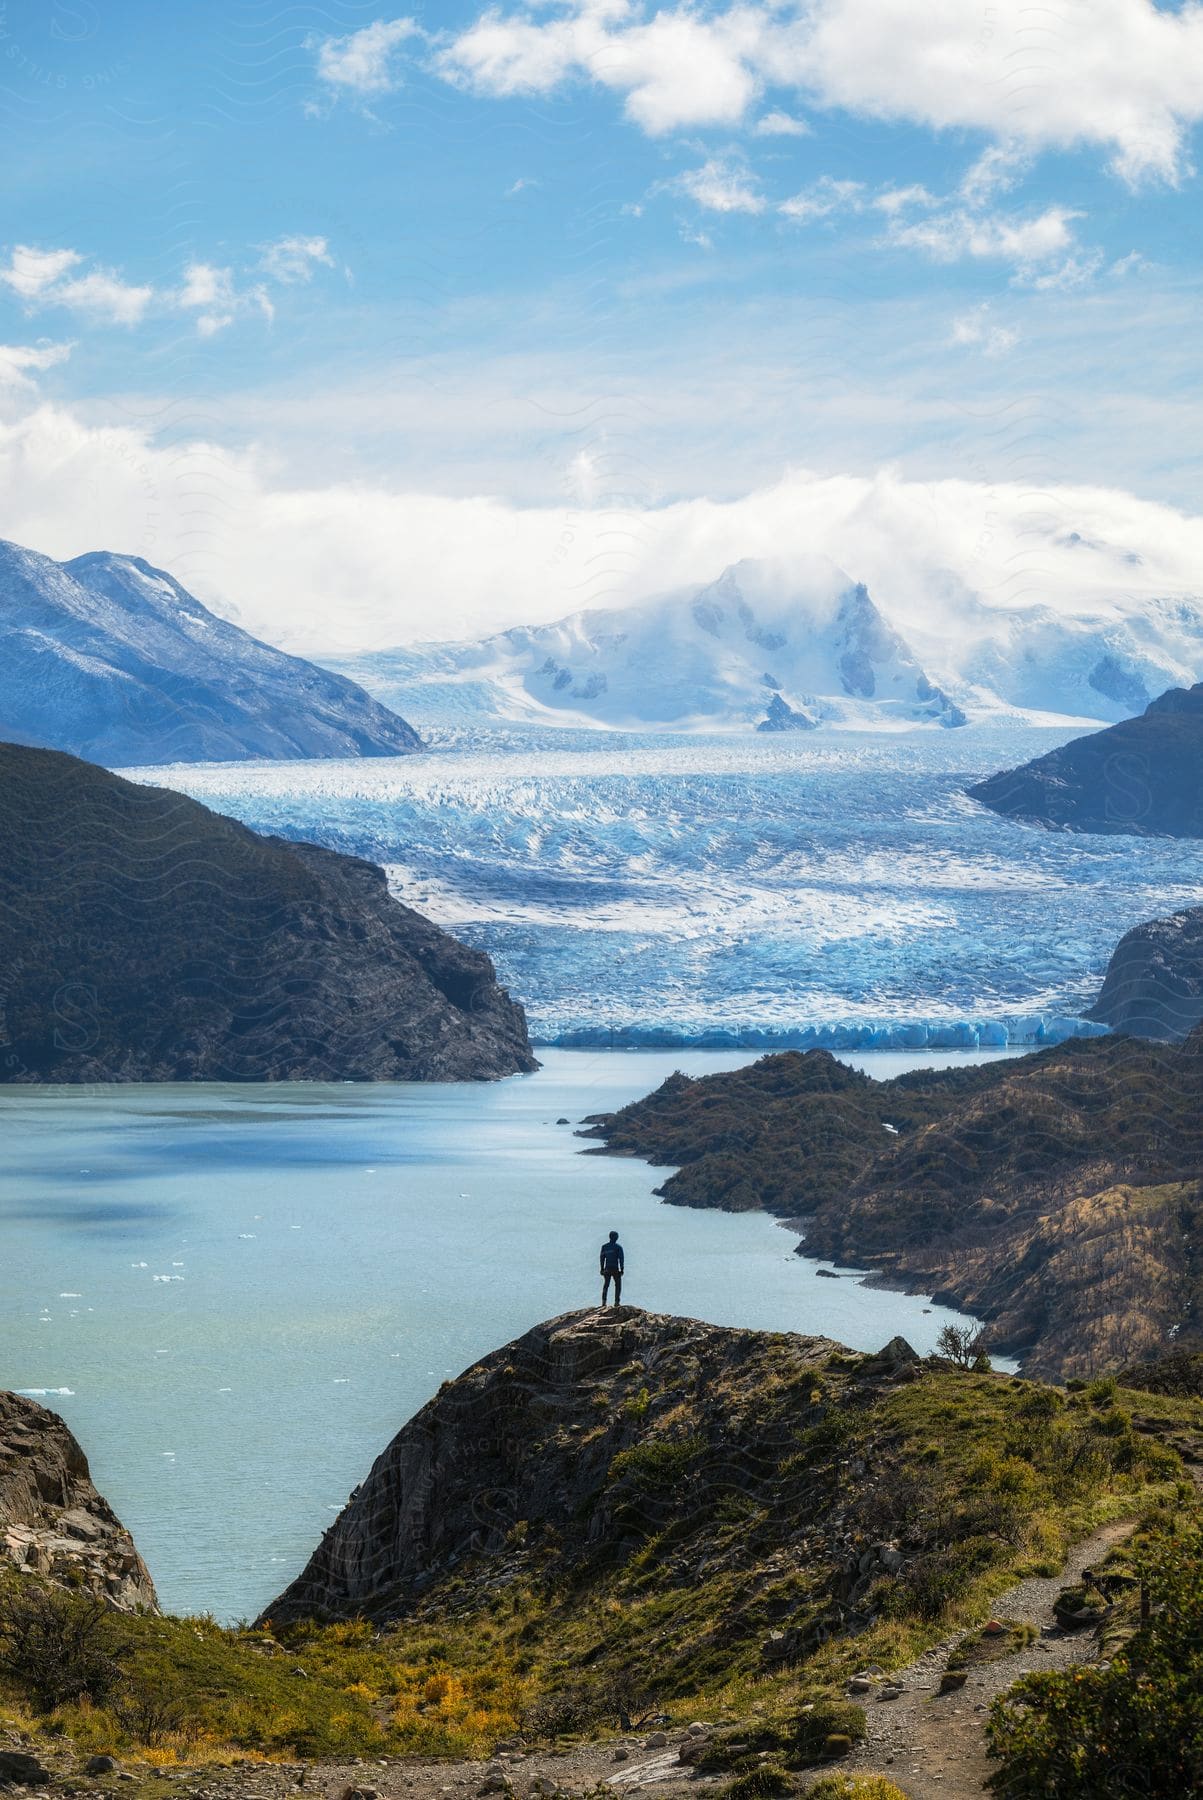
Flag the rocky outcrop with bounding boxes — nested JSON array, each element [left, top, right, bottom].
[[0, 537, 422, 766], [0, 741, 536, 1082], [1088, 906, 1203, 1040], [968, 681, 1203, 835], [261, 1309, 845, 1627], [0, 1392, 157, 1612], [755, 693, 818, 732]]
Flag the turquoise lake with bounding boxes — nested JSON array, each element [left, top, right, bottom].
[[0, 1048, 1015, 1622]]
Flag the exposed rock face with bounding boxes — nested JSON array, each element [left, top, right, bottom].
[[262, 1309, 844, 1627], [968, 681, 1203, 835], [0, 537, 422, 765], [755, 693, 818, 732], [1088, 907, 1203, 1041], [0, 1392, 157, 1612], [0, 741, 536, 1082]]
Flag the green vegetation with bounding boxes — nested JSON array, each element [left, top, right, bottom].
[[806, 1781, 910, 1800], [3, 1347, 1200, 1775], [987, 1513, 1203, 1794], [587, 1041, 1203, 1377]]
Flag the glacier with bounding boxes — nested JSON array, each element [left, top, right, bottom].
[[125, 723, 1203, 1050]]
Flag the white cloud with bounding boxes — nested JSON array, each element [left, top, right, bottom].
[[779, 175, 863, 221], [4, 394, 1203, 658], [958, 143, 1030, 208], [752, 108, 806, 136], [432, 0, 1203, 184], [53, 269, 155, 326], [438, 0, 763, 134], [1, 248, 154, 325], [0, 341, 73, 391], [0, 246, 82, 299], [177, 263, 274, 335], [258, 235, 335, 283], [753, 109, 809, 137], [887, 203, 1083, 269], [950, 304, 1019, 357], [871, 184, 936, 216], [1020, 250, 1106, 292], [311, 17, 419, 95], [668, 158, 765, 214]]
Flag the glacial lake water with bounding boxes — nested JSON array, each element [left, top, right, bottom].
[[0, 1048, 1015, 1623]]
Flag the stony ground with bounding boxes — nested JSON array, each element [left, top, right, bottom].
[[0, 1524, 1126, 1800]]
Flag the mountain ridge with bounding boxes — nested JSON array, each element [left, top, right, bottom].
[[0, 537, 422, 765]]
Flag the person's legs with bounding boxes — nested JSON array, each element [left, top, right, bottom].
[[613, 1271, 622, 1305], [602, 1272, 613, 1305]]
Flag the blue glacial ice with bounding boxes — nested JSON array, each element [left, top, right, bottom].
[[126, 724, 1203, 1050]]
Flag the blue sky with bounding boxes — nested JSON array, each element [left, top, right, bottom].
[[1, 0, 1202, 646]]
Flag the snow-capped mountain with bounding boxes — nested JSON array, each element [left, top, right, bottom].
[[338, 550, 1203, 734], [338, 556, 968, 732], [894, 565, 1203, 726], [0, 539, 422, 765]]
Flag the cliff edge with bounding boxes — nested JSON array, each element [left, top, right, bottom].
[[0, 1391, 157, 1612]]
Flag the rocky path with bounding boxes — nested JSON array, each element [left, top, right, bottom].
[[822, 1521, 1133, 1800]]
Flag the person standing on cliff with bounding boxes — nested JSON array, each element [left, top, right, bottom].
[[600, 1230, 624, 1306]]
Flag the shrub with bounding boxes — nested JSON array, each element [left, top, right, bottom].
[[718, 1760, 793, 1799], [987, 1516, 1203, 1795], [0, 1586, 126, 1711], [789, 1699, 866, 1767], [807, 1780, 910, 1800]]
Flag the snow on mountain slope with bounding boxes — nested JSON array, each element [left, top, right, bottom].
[[338, 548, 1203, 734], [338, 556, 968, 732], [0, 540, 422, 765]]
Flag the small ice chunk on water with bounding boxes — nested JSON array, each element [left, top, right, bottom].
[[17, 1387, 74, 1397], [59, 1292, 82, 1298], [238, 1234, 256, 1240]]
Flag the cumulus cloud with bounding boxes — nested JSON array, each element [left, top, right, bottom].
[[3, 394, 1202, 658], [0, 246, 83, 299], [311, 17, 420, 96], [950, 304, 1019, 358], [779, 175, 863, 222], [437, 1, 763, 133], [53, 269, 155, 326], [428, 0, 1203, 183], [754, 109, 809, 137], [0, 341, 73, 391], [886, 202, 1084, 272], [177, 262, 275, 335], [0, 241, 331, 337], [668, 158, 765, 214], [258, 235, 335, 283]]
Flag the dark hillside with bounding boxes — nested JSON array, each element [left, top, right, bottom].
[[0, 741, 535, 1082]]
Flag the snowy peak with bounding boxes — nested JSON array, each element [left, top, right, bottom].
[[342, 555, 967, 732], [0, 538, 423, 766]]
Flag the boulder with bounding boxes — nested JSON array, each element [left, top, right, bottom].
[[0, 1754, 51, 1787]]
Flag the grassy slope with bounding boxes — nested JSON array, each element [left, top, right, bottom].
[[3, 1353, 1201, 1770]]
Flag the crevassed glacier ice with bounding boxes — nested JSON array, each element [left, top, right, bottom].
[[125, 724, 1203, 1048]]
